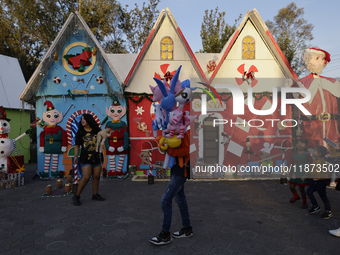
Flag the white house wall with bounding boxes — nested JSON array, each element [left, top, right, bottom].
[[126, 16, 200, 93], [212, 20, 287, 92]]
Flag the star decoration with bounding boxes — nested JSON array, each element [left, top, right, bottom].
[[135, 106, 145, 115], [72, 76, 77, 81], [62, 82, 67, 87], [90, 85, 95, 90]]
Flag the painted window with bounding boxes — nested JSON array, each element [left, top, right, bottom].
[[242, 36, 255, 59], [161, 37, 173, 60]]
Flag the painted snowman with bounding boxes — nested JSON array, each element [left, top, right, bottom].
[[0, 107, 15, 172]]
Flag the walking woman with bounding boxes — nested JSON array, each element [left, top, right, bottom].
[[72, 114, 105, 206]]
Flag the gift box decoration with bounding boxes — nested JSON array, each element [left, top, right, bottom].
[[7, 156, 25, 173]]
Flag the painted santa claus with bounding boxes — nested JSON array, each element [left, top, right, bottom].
[[297, 47, 340, 148], [39, 101, 67, 177]]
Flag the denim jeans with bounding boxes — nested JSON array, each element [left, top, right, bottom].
[[161, 174, 190, 232], [307, 179, 331, 211]]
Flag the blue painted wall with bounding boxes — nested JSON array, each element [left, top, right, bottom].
[[35, 28, 126, 176]]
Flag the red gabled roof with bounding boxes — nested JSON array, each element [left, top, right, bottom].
[[124, 8, 208, 86], [124, 9, 165, 85], [208, 9, 298, 85], [166, 8, 208, 83]]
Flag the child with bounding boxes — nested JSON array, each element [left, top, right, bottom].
[[289, 139, 312, 209], [307, 145, 333, 219]]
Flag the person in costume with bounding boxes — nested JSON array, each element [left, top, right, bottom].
[[72, 114, 104, 206], [288, 139, 312, 209], [149, 130, 192, 245], [39, 101, 67, 177], [297, 48, 340, 148], [104, 96, 129, 177]]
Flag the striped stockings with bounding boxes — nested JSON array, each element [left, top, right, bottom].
[[44, 154, 59, 173], [109, 154, 125, 174]]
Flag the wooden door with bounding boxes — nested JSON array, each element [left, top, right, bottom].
[[203, 117, 219, 164]]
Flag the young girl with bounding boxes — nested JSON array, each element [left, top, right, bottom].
[[72, 114, 104, 206], [289, 139, 312, 209]]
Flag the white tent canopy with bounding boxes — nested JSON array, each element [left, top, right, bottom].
[[0, 55, 33, 110]]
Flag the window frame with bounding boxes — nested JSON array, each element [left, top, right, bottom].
[[242, 36, 255, 60], [160, 36, 174, 60]]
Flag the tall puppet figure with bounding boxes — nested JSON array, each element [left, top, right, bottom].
[[39, 101, 67, 177], [105, 96, 129, 177], [297, 48, 340, 148]]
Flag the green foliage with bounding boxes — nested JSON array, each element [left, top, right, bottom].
[[124, 0, 160, 53], [0, 0, 160, 81], [80, 0, 128, 53], [200, 7, 241, 53], [265, 2, 314, 77], [0, 0, 78, 81]]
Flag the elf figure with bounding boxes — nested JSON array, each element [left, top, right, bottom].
[[104, 96, 129, 177], [39, 101, 67, 177], [297, 48, 340, 148]]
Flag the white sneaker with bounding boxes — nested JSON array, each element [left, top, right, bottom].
[[329, 228, 340, 237], [330, 182, 337, 187]]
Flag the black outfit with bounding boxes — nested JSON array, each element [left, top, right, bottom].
[[307, 180, 331, 211], [75, 128, 102, 165]]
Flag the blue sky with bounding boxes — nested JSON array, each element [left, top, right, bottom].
[[121, 0, 340, 78]]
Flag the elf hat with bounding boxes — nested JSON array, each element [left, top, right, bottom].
[[308, 47, 331, 63], [44, 101, 55, 111], [0, 106, 10, 121], [111, 95, 121, 106]]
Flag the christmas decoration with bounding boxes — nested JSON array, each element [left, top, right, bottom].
[[38, 101, 67, 178], [85, 73, 97, 88], [63, 47, 93, 72], [67, 89, 74, 100], [104, 96, 129, 177], [0, 106, 30, 173], [63, 104, 75, 117], [53, 52, 58, 62], [64, 74, 75, 89], [135, 106, 145, 115], [235, 64, 258, 87], [96, 76, 104, 84], [296, 47, 340, 148], [53, 76, 61, 84], [154, 64, 176, 83], [207, 59, 217, 73]]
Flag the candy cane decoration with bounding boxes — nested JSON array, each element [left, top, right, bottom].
[[85, 73, 97, 88], [64, 74, 75, 89], [64, 104, 75, 117], [91, 103, 104, 116], [73, 164, 79, 184], [12, 140, 18, 156]]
